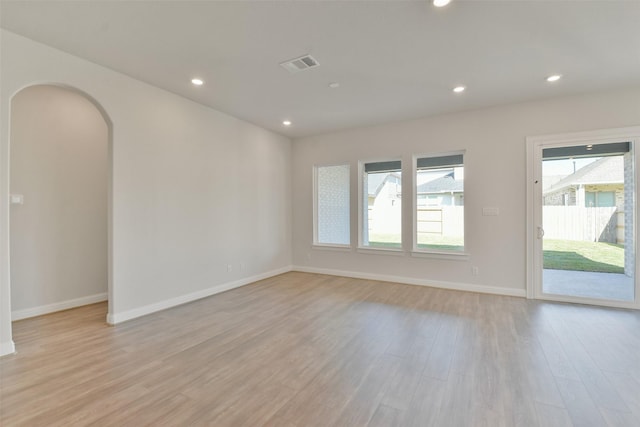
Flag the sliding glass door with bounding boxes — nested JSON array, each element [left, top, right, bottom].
[[527, 128, 640, 309]]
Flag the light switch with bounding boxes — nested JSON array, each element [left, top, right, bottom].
[[10, 194, 24, 205], [482, 207, 499, 216]]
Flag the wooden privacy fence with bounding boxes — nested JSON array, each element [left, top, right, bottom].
[[417, 207, 464, 237], [543, 206, 620, 243]]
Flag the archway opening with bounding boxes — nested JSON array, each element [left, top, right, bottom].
[[9, 84, 111, 327]]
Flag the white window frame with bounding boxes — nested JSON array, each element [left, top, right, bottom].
[[313, 163, 351, 249], [358, 158, 404, 253], [412, 150, 468, 259]]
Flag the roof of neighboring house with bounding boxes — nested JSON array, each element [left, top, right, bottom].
[[368, 172, 401, 197], [417, 172, 463, 194], [544, 156, 624, 195], [542, 175, 566, 192]]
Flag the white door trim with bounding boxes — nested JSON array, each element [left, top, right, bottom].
[[526, 126, 640, 309]]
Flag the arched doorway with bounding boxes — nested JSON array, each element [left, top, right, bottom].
[[9, 84, 112, 324]]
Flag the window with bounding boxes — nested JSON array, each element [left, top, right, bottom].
[[361, 160, 402, 249], [315, 164, 350, 246], [415, 154, 464, 252], [585, 191, 616, 207]]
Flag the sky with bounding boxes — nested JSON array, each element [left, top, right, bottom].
[[542, 157, 599, 177]]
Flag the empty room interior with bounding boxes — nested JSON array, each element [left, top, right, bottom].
[[2, 1, 640, 426]]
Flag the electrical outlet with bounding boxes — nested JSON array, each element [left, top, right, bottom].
[[10, 194, 24, 205], [482, 207, 500, 216], [240, 263, 246, 271], [227, 264, 232, 272], [472, 266, 479, 276]]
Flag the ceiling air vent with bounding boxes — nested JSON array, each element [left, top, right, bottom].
[[279, 54, 320, 74]]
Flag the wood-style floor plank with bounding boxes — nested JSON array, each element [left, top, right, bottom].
[[535, 402, 573, 427], [2, 272, 640, 426]]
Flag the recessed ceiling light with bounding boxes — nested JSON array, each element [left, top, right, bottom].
[[191, 78, 204, 86], [453, 86, 466, 93], [546, 74, 562, 82], [282, 120, 292, 126], [328, 82, 340, 89], [433, 0, 451, 7]]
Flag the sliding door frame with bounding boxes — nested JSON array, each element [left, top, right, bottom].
[[526, 126, 640, 309]]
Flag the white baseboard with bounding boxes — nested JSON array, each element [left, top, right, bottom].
[[12, 293, 108, 321], [293, 265, 526, 298], [107, 265, 293, 325], [0, 340, 16, 357]]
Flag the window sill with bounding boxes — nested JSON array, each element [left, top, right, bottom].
[[357, 247, 405, 256], [312, 244, 352, 252], [411, 250, 469, 261]]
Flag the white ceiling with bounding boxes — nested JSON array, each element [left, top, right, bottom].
[[1, 1, 639, 138]]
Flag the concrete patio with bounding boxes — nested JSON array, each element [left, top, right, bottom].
[[543, 268, 634, 301]]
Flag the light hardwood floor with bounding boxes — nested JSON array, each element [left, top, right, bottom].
[[2, 272, 640, 426]]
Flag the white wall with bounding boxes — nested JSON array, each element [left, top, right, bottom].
[[10, 85, 108, 316], [292, 87, 640, 295], [0, 30, 292, 354]]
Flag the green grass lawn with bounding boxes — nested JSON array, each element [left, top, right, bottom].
[[417, 235, 464, 252], [367, 233, 464, 251], [366, 235, 623, 273], [543, 239, 624, 274], [367, 233, 402, 249]]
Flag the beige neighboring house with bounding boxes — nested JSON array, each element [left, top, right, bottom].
[[543, 156, 623, 209], [416, 170, 464, 207], [542, 155, 631, 249]]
